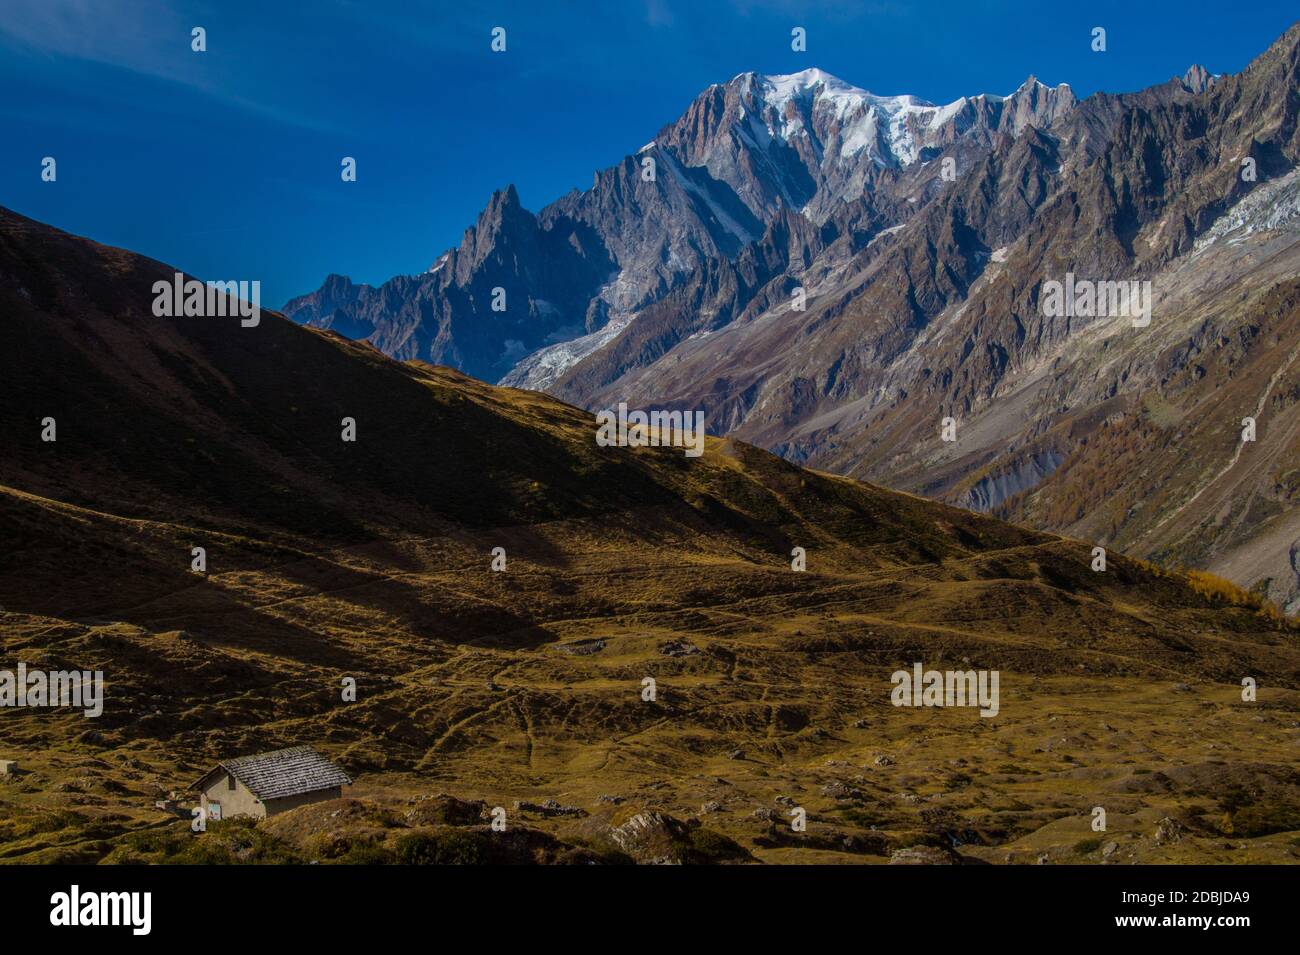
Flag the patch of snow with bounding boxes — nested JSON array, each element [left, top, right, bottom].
[[751, 67, 1010, 169], [499, 315, 634, 390], [928, 97, 969, 130], [1194, 169, 1300, 253], [866, 223, 906, 248], [740, 112, 774, 150]]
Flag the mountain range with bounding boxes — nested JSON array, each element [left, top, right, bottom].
[[283, 24, 1300, 615]]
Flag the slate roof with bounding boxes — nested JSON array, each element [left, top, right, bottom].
[[192, 746, 351, 801]]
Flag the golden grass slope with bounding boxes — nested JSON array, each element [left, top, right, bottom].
[[1, 206, 1298, 864]]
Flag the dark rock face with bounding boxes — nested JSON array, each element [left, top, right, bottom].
[[282, 185, 615, 382], [1182, 64, 1217, 94]]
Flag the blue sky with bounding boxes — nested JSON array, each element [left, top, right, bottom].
[[2, 0, 1296, 307]]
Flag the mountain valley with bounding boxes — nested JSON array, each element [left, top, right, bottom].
[[2, 207, 1299, 864]]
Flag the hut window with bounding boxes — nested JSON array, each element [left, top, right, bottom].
[[227, 775, 236, 791]]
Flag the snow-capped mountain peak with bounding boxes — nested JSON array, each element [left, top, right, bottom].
[[737, 67, 937, 166], [727, 67, 1072, 171]]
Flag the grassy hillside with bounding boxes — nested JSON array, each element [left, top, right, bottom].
[[1, 207, 1298, 864]]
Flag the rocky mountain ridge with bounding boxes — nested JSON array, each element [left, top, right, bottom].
[[284, 66, 1077, 384]]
